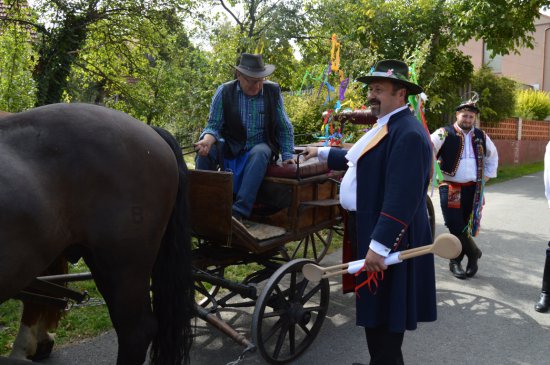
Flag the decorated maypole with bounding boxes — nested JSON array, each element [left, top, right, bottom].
[[296, 34, 374, 146]]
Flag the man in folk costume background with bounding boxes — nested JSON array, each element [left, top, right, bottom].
[[304, 59, 436, 365], [430, 99, 498, 279]]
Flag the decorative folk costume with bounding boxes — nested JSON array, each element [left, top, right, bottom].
[[430, 102, 498, 279], [317, 60, 435, 365], [535, 141, 550, 312]]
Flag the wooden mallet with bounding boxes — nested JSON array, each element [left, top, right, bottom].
[[302, 233, 461, 282]]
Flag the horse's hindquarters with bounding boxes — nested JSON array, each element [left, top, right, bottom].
[[0, 104, 186, 364]]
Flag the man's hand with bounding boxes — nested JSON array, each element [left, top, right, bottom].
[[283, 159, 296, 165], [302, 146, 318, 160], [194, 134, 216, 157], [363, 249, 388, 272]]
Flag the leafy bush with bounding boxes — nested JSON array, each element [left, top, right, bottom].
[[515, 89, 550, 120], [471, 66, 517, 123]]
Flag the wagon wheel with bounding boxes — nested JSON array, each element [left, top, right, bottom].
[[427, 195, 436, 239], [252, 259, 330, 364], [286, 228, 334, 263], [194, 265, 225, 307]]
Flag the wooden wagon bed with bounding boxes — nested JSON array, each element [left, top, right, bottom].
[[187, 156, 343, 257]]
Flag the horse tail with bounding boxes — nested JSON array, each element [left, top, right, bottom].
[[150, 127, 194, 365]]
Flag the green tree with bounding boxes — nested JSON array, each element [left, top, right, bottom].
[[451, 0, 544, 57], [301, 0, 475, 130], [2, 0, 195, 107], [0, 2, 37, 111], [200, 0, 308, 89], [301, 0, 547, 129], [64, 6, 211, 143], [0, 0, 213, 145], [471, 66, 517, 123]]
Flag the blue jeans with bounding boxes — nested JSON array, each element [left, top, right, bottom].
[[195, 142, 271, 218], [195, 141, 224, 171]]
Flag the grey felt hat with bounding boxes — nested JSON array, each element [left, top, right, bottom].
[[232, 53, 275, 78]]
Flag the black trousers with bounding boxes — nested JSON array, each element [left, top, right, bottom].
[[348, 212, 406, 364], [365, 326, 405, 365], [438, 184, 476, 235]]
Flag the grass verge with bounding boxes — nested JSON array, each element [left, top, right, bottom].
[[486, 161, 544, 186]]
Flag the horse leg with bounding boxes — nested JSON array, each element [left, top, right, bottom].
[[9, 311, 37, 361], [32, 312, 57, 361], [10, 302, 59, 361], [86, 257, 157, 365], [9, 258, 67, 361]]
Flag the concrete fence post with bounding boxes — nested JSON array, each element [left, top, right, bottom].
[[517, 117, 522, 141]]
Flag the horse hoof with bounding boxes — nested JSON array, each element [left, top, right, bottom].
[[30, 339, 54, 361]]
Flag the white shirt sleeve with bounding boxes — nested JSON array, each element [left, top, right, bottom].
[[545, 142, 550, 208], [369, 239, 391, 257], [317, 147, 331, 161], [484, 134, 499, 178], [430, 128, 445, 155]]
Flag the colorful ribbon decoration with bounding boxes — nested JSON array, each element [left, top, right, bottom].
[[316, 64, 331, 99], [468, 137, 486, 236], [339, 77, 349, 101], [330, 34, 340, 72], [407, 62, 444, 189], [293, 34, 354, 146]]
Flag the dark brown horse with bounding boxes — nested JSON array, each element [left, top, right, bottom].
[[0, 103, 194, 364]]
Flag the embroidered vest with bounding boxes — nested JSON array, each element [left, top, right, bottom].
[[436, 124, 487, 176], [220, 80, 281, 160]]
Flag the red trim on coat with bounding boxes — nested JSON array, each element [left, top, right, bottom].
[[380, 212, 408, 227]]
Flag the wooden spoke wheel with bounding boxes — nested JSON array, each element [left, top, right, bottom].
[[427, 195, 436, 239], [286, 228, 334, 263], [252, 259, 330, 364]]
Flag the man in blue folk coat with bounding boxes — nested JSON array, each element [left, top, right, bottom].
[[304, 59, 436, 365]]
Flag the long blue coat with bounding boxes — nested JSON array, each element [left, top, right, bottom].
[[328, 108, 436, 332]]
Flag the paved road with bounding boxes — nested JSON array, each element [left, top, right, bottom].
[[14, 172, 550, 364]]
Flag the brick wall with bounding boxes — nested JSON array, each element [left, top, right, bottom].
[[481, 119, 518, 140], [480, 118, 549, 166]]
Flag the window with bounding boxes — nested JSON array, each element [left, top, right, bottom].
[[483, 43, 502, 73]]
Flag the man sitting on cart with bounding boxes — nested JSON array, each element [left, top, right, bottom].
[[194, 53, 295, 221]]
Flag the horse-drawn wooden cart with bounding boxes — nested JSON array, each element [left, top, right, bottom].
[[4, 149, 344, 364], [190, 153, 343, 364]]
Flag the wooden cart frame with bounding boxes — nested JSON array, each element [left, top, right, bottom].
[[189, 157, 343, 364]]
